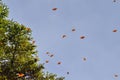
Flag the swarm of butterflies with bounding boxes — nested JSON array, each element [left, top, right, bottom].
[[17, 0, 119, 78], [44, 0, 119, 78], [43, 27, 119, 77]]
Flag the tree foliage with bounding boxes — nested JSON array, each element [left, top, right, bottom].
[[0, 1, 64, 80]]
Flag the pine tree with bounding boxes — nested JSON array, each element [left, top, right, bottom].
[[0, 1, 64, 80]]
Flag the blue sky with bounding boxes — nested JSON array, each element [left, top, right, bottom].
[[2, 0, 120, 80]]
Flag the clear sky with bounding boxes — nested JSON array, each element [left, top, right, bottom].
[[2, 0, 120, 80]]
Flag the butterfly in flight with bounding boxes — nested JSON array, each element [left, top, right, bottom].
[[57, 61, 61, 65], [52, 8, 57, 11], [80, 36, 85, 39], [17, 73, 24, 77], [72, 28, 76, 32], [113, 29, 117, 32], [62, 35, 67, 38]]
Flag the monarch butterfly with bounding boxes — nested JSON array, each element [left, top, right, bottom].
[[113, 29, 117, 32], [72, 28, 75, 32], [62, 35, 66, 38], [57, 62, 61, 65], [80, 36, 85, 39], [52, 8, 57, 11], [17, 73, 24, 77]]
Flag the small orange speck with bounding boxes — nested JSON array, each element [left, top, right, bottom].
[[80, 36, 85, 39], [113, 29, 117, 32], [52, 8, 57, 11], [57, 62, 61, 65], [62, 35, 66, 38], [17, 73, 24, 77], [72, 28, 76, 32]]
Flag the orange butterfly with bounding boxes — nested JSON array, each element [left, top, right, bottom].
[[80, 36, 85, 39], [57, 62, 61, 65], [72, 28, 76, 32], [52, 8, 57, 11], [17, 73, 24, 77], [113, 29, 117, 32], [62, 35, 66, 38]]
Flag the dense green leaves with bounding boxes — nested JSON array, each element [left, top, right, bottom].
[[0, 1, 64, 80], [0, 1, 8, 18]]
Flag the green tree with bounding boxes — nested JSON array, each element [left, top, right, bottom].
[[0, 1, 65, 80]]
